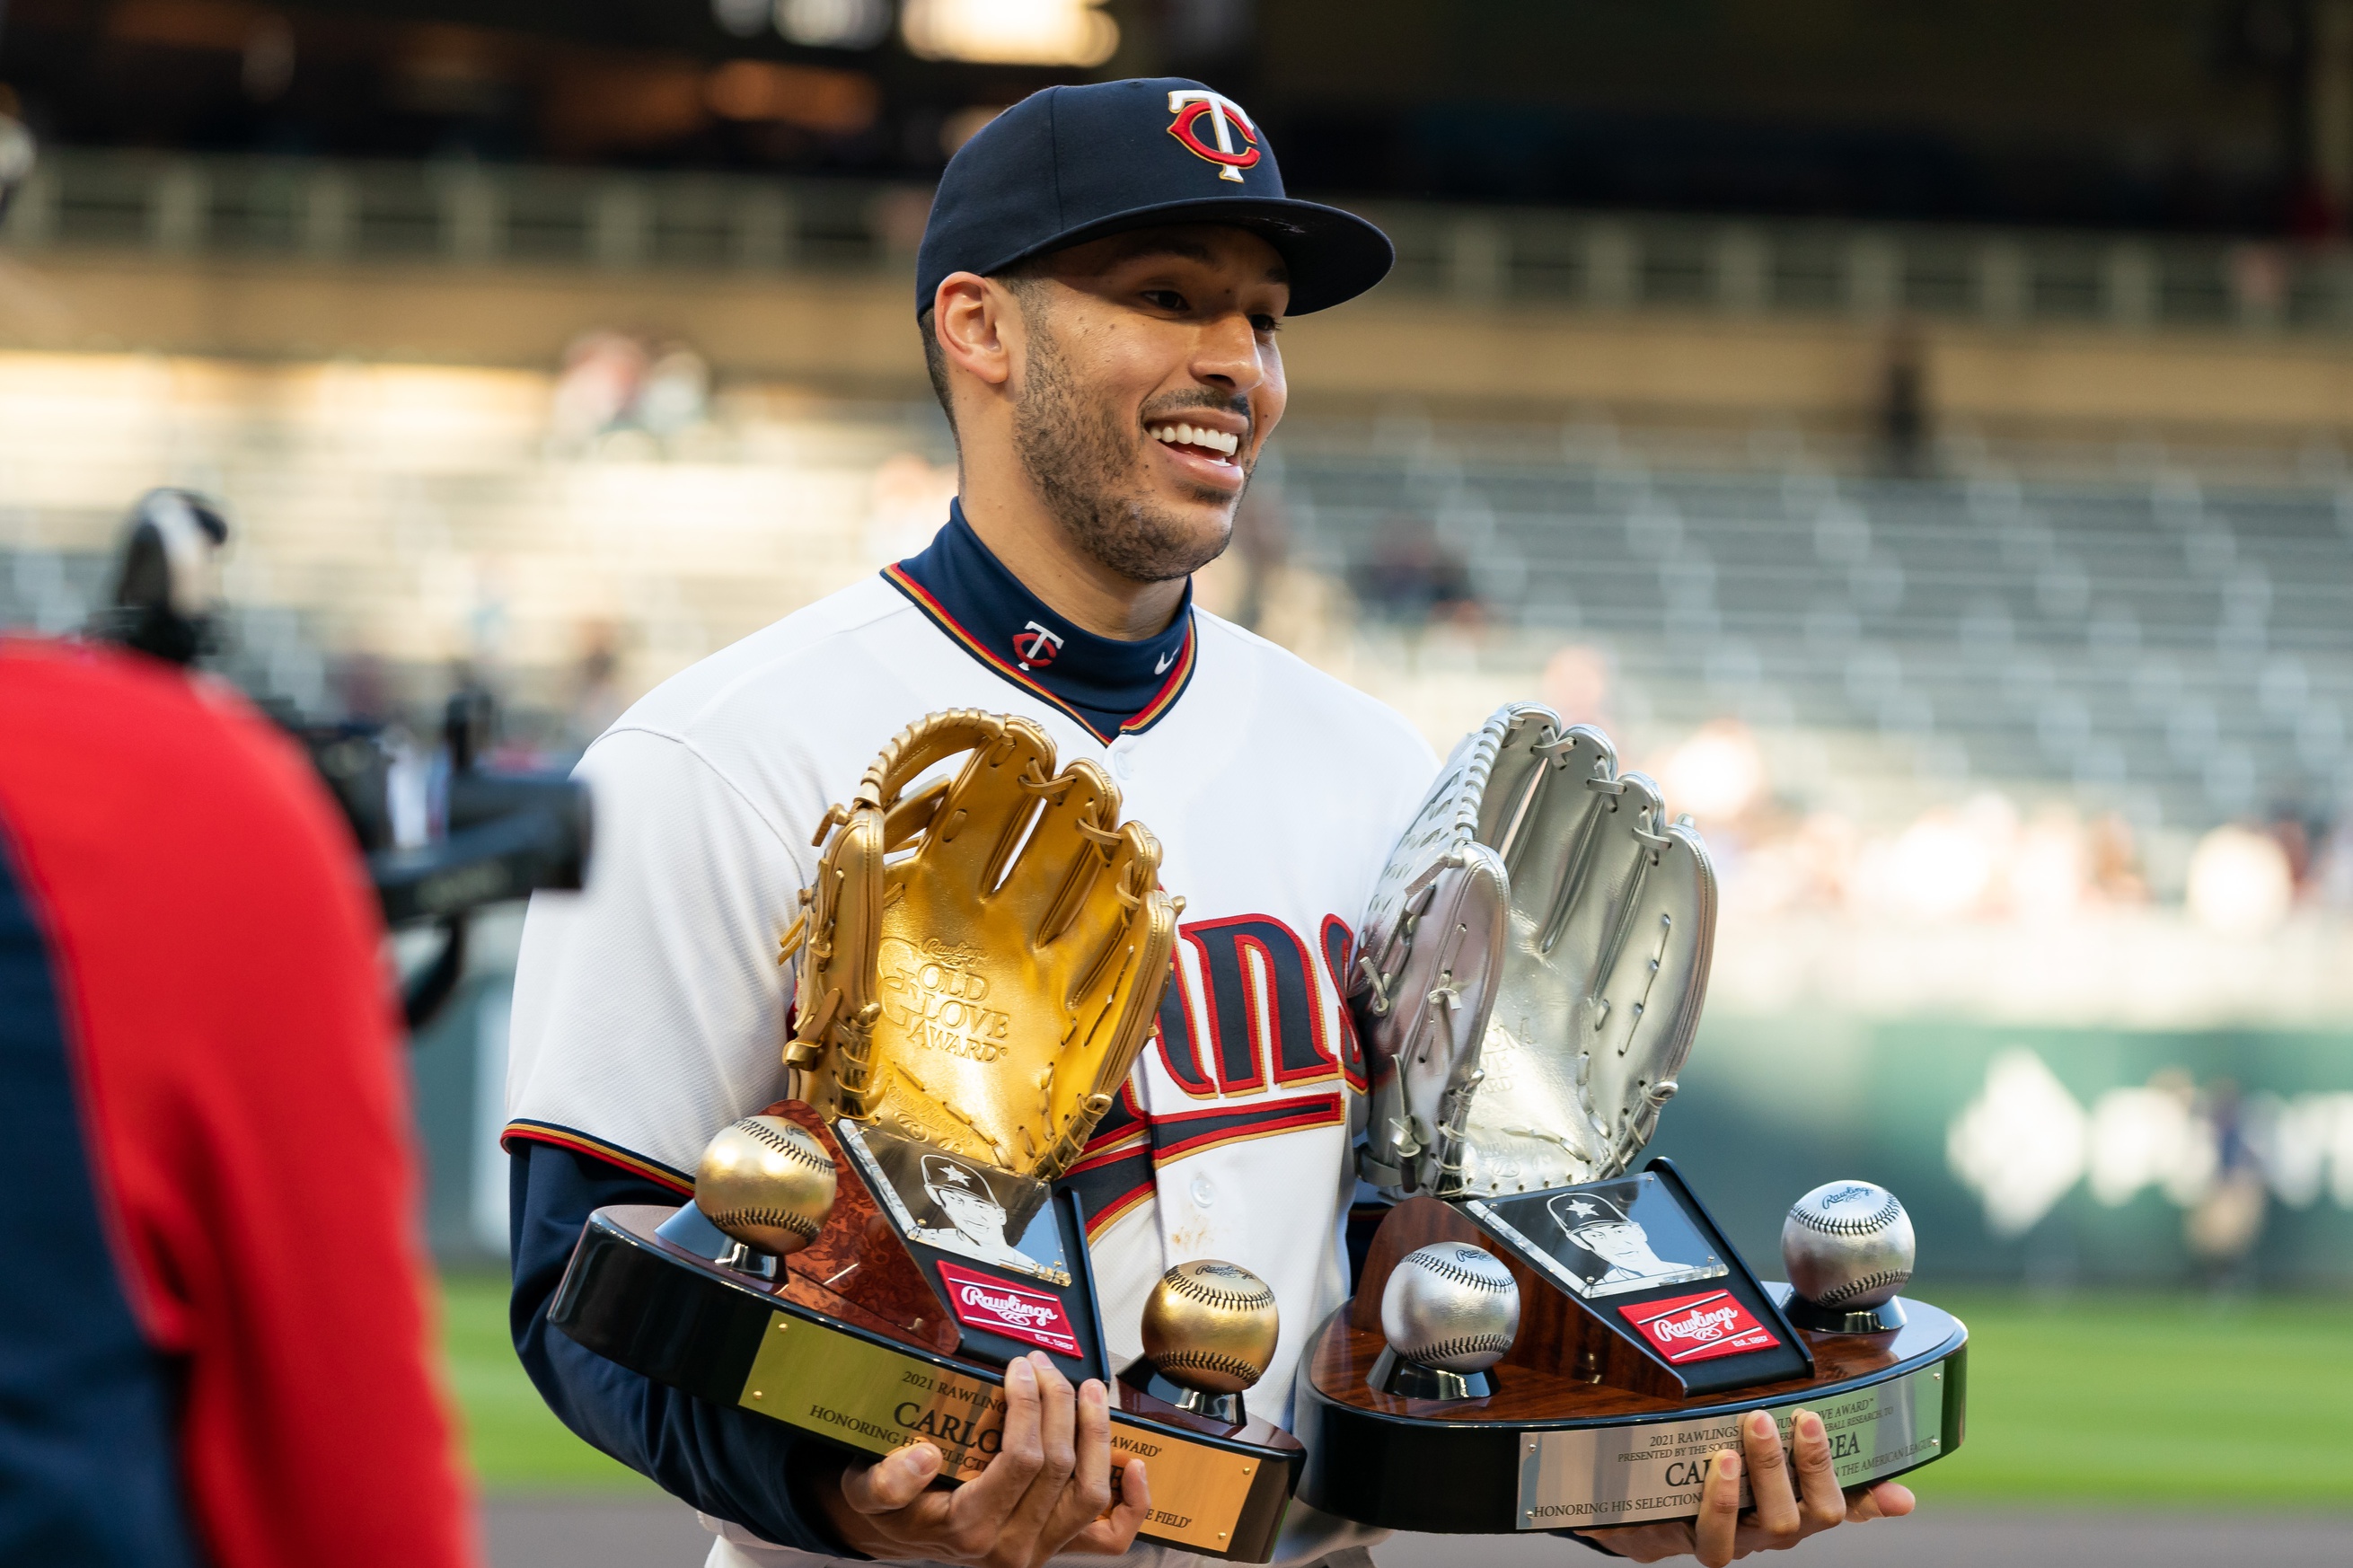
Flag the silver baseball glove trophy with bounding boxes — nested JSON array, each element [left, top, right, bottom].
[[1296, 702, 1967, 1536], [1353, 704, 1714, 1198]]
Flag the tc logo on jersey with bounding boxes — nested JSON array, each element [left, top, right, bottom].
[[1166, 90, 1260, 183], [1012, 621, 1063, 670]]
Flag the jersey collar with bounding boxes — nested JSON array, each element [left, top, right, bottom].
[[882, 502, 1197, 744]]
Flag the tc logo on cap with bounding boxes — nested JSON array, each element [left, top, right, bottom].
[[1166, 89, 1260, 183]]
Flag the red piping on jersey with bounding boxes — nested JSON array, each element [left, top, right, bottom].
[[1147, 1093, 1346, 1163], [503, 1120, 694, 1196], [882, 564, 1197, 744]]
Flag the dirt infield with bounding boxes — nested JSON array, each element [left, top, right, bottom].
[[484, 1498, 2352, 1568]]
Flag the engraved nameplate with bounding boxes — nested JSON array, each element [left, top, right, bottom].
[[1514, 1363, 1947, 1529], [737, 1306, 1262, 1553]]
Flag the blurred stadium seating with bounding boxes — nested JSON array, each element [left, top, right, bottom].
[[9, 143, 2353, 1284], [8, 147, 2351, 332]]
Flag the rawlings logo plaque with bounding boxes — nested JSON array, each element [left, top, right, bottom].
[[937, 1261, 1081, 1355], [1618, 1291, 1781, 1366]]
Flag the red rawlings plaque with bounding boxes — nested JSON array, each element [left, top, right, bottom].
[[936, 1262, 1081, 1355], [1618, 1291, 1782, 1366]]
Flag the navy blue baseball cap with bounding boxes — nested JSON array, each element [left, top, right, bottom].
[[916, 78, 1393, 319]]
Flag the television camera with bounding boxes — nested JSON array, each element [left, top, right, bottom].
[[92, 488, 591, 1028]]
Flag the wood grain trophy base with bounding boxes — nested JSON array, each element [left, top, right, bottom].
[[1295, 1162, 1966, 1534], [548, 1105, 1301, 1562]]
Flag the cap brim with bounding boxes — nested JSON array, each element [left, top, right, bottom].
[[983, 195, 1395, 316]]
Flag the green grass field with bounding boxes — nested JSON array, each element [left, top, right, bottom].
[[441, 1275, 2353, 1506], [441, 1273, 652, 1492], [1904, 1290, 2353, 1507]]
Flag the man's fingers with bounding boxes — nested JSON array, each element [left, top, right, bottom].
[[1739, 1410, 1800, 1538], [1063, 1457, 1153, 1555], [1068, 1377, 1115, 1513], [1693, 1449, 1743, 1568], [1786, 1409, 1847, 1528], [1034, 1356, 1080, 1491], [1848, 1480, 1917, 1523], [839, 1443, 943, 1515], [991, 1354, 1080, 1550], [942, 1355, 1044, 1548]]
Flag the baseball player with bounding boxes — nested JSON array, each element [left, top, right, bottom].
[[505, 77, 1909, 1568]]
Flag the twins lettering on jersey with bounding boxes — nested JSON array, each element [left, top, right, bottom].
[[1060, 911, 1364, 1237]]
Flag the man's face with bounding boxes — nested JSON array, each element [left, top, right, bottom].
[[1569, 1222, 1660, 1272], [1008, 224, 1291, 584], [937, 1184, 1007, 1238]]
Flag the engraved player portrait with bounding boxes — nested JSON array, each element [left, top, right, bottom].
[[909, 1152, 1037, 1272], [1538, 1181, 1726, 1299]]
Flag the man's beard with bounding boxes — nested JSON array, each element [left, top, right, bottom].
[[1011, 315, 1242, 584]]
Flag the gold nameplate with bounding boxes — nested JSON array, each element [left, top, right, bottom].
[[737, 1309, 1261, 1553]]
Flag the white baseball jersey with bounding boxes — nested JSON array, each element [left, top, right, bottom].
[[507, 516, 1434, 1568]]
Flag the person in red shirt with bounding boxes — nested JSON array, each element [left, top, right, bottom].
[[0, 634, 478, 1568]]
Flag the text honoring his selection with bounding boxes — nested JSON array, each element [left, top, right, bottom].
[[1513, 1364, 1947, 1528]]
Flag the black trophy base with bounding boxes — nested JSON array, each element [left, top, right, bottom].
[[1122, 1360, 1247, 1425], [551, 1204, 1303, 1562], [1297, 1299, 1965, 1533], [1778, 1293, 1908, 1335], [1292, 1173, 1966, 1535], [1369, 1346, 1496, 1401]]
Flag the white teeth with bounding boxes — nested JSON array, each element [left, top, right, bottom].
[[1149, 423, 1238, 457]]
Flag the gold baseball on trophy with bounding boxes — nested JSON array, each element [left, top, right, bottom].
[[694, 1116, 838, 1257], [1141, 1259, 1281, 1396]]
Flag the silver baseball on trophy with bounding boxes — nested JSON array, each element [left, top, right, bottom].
[[1781, 1179, 1916, 1332], [1372, 1242, 1520, 1399]]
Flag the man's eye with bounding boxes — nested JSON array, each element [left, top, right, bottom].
[[1142, 289, 1187, 311], [1250, 313, 1281, 333]]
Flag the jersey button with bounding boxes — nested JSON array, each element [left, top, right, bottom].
[[1190, 1175, 1216, 1208], [1113, 750, 1135, 780]]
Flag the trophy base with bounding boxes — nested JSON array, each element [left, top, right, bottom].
[[1778, 1293, 1907, 1335], [552, 1204, 1302, 1562], [1294, 1294, 1964, 1534], [1124, 1362, 1247, 1426], [1369, 1346, 1495, 1402]]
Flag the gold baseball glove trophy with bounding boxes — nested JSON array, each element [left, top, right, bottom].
[[548, 713, 1302, 1561]]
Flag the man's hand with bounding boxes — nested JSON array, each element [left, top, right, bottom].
[[1576, 1407, 1916, 1565], [818, 1352, 1153, 1568]]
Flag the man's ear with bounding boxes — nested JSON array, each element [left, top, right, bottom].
[[933, 272, 1017, 393]]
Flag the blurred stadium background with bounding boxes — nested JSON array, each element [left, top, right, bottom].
[[6, 0, 2353, 1547]]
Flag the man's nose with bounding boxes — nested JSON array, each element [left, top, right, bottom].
[[1191, 312, 1267, 393]]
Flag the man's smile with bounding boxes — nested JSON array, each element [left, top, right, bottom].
[[1141, 408, 1249, 492]]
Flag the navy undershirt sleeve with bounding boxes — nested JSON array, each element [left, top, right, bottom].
[[508, 1141, 859, 1555]]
